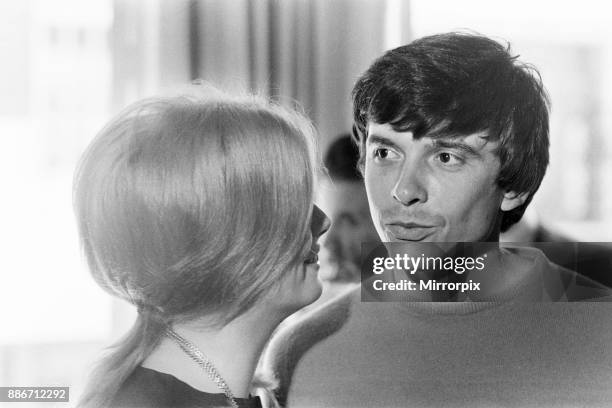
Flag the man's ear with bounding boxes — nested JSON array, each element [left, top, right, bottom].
[[501, 191, 529, 212]]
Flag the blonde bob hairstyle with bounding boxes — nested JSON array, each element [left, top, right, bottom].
[[75, 89, 318, 407]]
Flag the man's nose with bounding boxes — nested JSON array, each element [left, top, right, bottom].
[[391, 162, 427, 206]]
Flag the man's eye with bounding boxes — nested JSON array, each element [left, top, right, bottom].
[[373, 148, 398, 160], [436, 152, 463, 165], [375, 148, 389, 158]]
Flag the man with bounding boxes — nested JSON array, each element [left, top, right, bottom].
[[318, 135, 379, 283], [261, 33, 612, 407]]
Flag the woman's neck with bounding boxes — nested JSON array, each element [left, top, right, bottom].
[[142, 306, 287, 398]]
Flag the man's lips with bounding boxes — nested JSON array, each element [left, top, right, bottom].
[[384, 223, 437, 241]]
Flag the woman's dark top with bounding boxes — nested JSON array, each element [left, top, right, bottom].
[[111, 366, 262, 408]]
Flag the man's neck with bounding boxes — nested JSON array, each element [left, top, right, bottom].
[[379, 243, 537, 302]]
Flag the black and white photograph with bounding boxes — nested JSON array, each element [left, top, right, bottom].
[[1, 0, 611, 407]]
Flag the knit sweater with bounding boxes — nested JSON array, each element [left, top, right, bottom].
[[261, 247, 612, 407]]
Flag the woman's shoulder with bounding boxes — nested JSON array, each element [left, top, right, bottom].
[[112, 366, 262, 408]]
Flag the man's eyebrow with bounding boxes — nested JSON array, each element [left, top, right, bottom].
[[367, 135, 400, 149], [431, 139, 482, 156]]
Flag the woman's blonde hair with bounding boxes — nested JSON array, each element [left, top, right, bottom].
[[75, 88, 318, 407]]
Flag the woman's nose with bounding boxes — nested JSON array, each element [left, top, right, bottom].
[[311, 204, 331, 238]]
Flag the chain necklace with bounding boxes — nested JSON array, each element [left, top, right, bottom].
[[165, 328, 239, 408]]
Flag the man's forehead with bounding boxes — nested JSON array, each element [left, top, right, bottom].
[[367, 122, 495, 151]]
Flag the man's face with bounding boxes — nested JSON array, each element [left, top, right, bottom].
[[364, 122, 509, 243], [317, 179, 379, 281]]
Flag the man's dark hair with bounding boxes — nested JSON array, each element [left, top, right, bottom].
[[324, 134, 362, 182], [352, 32, 550, 232]]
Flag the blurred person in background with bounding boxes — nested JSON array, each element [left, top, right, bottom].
[[74, 88, 329, 408], [317, 134, 380, 284]]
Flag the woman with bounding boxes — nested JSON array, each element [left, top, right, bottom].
[[74, 88, 329, 408]]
